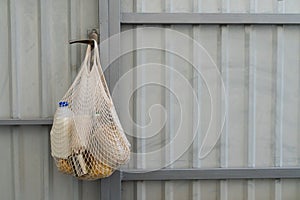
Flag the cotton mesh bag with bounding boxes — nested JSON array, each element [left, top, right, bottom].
[[50, 40, 130, 180]]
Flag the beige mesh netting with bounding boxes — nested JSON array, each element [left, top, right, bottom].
[[50, 41, 130, 180]]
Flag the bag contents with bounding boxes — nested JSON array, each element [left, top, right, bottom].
[[50, 101, 72, 159], [57, 158, 73, 174], [70, 150, 88, 177], [55, 147, 114, 179], [87, 151, 113, 178]]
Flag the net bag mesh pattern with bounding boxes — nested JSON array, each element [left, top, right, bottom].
[[50, 41, 130, 180]]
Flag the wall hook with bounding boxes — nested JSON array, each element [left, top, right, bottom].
[[69, 29, 99, 49]]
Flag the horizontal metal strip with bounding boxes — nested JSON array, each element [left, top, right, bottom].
[[121, 13, 300, 25], [122, 168, 300, 181], [0, 119, 53, 126]]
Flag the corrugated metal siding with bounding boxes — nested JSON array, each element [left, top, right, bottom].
[[0, 0, 101, 199], [1, 0, 300, 199], [118, 26, 300, 199], [118, 0, 300, 200]]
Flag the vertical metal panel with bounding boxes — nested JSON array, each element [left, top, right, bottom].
[[199, 0, 221, 13], [107, 0, 121, 93], [11, 9, 48, 197], [118, 24, 135, 200], [228, 0, 249, 13], [135, 4, 146, 200], [193, 25, 221, 200], [220, 25, 229, 200], [39, 1, 52, 198], [282, 179, 300, 199], [256, 0, 275, 13], [255, 26, 276, 167], [191, 3, 202, 199], [0, 127, 13, 200], [119, 25, 135, 170], [246, 2, 257, 198], [0, 2, 13, 200], [166, 26, 194, 200], [226, 25, 248, 168], [282, 26, 300, 167], [100, 171, 121, 200], [227, 180, 247, 200], [219, 2, 229, 200], [280, 24, 300, 200], [164, 3, 173, 200], [0, 0, 11, 118], [0, 0, 100, 199], [195, 25, 221, 169], [285, 0, 300, 13], [256, 180, 275, 199], [14, 0, 40, 118], [274, 3, 285, 200]]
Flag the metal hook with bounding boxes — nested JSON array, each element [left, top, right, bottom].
[[69, 29, 99, 49]]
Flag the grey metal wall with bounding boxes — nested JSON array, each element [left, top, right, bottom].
[[117, 0, 300, 200], [0, 0, 101, 199], [1, 0, 300, 200]]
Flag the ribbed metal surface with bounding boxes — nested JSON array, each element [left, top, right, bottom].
[[0, 0, 100, 199], [1, 0, 300, 199], [118, 0, 300, 200]]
